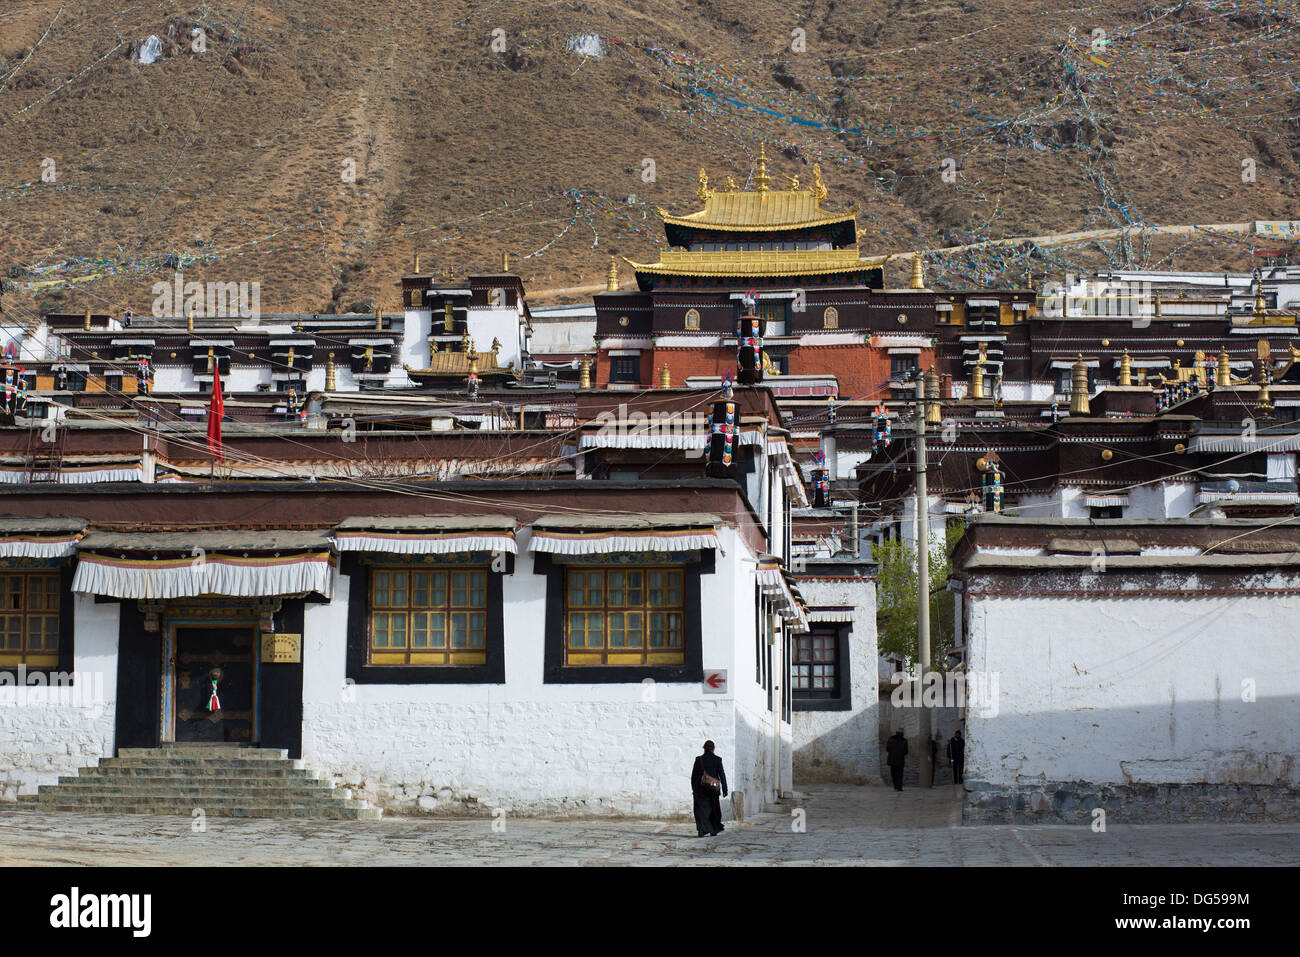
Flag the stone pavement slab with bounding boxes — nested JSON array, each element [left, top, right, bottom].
[[1, 784, 1296, 866]]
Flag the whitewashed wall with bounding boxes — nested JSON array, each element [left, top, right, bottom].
[[0, 597, 118, 800], [964, 588, 1300, 790], [792, 576, 880, 782], [301, 527, 784, 817]]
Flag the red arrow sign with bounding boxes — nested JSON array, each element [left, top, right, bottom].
[[706, 673, 725, 689]]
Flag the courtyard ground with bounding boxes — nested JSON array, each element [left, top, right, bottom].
[[1, 784, 1296, 866]]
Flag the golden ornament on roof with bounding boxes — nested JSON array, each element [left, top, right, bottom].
[[697, 168, 711, 205]]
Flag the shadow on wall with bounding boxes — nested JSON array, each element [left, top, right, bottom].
[[793, 705, 882, 784], [963, 695, 1300, 824]]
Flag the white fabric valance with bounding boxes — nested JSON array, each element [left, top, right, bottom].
[[73, 551, 335, 600], [0, 534, 83, 558], [0, 464, 142, 484], [1190, 435, 1300, 453], [1083, 494, 1128, 507], [807, 608, 854, 623], [530, 528, 718, 555], [332, 530, 517, 555], [967, 299, 1001, 307], [756, 562, 810, 633]]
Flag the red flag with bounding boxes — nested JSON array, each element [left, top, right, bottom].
[[206, 362, 225, 460]]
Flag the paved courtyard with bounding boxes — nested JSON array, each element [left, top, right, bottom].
[[1, 784, 1297, 866]]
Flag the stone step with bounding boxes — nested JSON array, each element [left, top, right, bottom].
[[94, 759, 308, 774], [21, 792, 361, 809], [41, 780, 335, 795], [64, 767, 324, 781], [119, 746, 289, 760], [25, 747, 378, 821], [19, 802, 381, 820]]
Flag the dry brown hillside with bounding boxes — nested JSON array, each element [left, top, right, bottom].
[[2, 0, 1299, 318]]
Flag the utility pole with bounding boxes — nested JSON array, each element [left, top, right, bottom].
[[914, 373, 933, 788]]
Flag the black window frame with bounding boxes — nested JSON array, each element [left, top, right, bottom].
[[792, 624, 852, 712], [535, 550, 710, 684], [343, 554, 508, 684], [608, 356, 639, 384]]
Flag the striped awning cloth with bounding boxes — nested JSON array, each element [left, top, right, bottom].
[[332, 515, 518, 555], [529, 514, 721, 555]]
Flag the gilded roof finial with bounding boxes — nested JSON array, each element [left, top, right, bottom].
[[697, 167, 711, 205], [658, 363, 671, 389], [375, 303, 383, 331], [579, 358, 591, 390], [606, 256, 619, 292], [755, 143, 770, 193], [811, 163, 827, 203], [1216, 351, 1231, 387], [502, 251, 510, 272], [725, 175, 738, 192], [1070, 354, 1090, 416], [910, 252, 925, 289], [84, 306, 91, 330], [187, 304, 194, 332], [325, 353, 336, 391], [971, 347, 986, 400], [414, 253, 421, 274], [785, 174, 800, 190], [1119, 349, 1132, 386]]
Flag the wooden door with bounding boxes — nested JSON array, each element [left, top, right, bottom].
[[174, 627, 256, 743]]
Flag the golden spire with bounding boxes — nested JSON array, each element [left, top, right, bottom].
[[84, 306, 91, 330], [755, 143, 769, 193], [444, 300, 454, 333], [658, 363, 671, 389], [925, 366, 941, 425], [1216, 351, 1231, 387], [375, 303, 383, 331], [326, 353, 336, 391], [971, 351, 985, 400], [579, 358, 591, 390], [414, 253, 421, 274], [810, 164, 827, 203], [1119, 349, 1132, 387], [606, 256, 619, 292], [502, 251, 510, 272], [910, 252, 925, 289], [187, 304, 194, 332], [696, 167, 711, 205], [1070, 354, 1090, 416]]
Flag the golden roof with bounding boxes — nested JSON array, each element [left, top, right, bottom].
[[657, 158, 855, 233], [404, 338, 518, 379], [624, 247, 886, 279], [657, 192, 858, 233]]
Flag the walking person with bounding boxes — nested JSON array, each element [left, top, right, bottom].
[[886, 729, 908, 791], [947, 729, 965, 784], [691, 740, 729, 837]]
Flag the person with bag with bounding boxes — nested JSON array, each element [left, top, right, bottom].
[[690, 740, 729, 837]]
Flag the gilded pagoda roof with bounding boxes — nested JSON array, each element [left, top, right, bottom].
[[624, 247, 886, 279], [656, 148, 858, 237], [657, 191, 859, 233]]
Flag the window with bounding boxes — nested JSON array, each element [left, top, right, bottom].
[[0, 573, 60, 668], [793, 632, 839, 699], [753, 300, 787, 325], [369, 566, 487, 665], [890, 355, 918, 380], [609, 356, 639, 383], [564, 567, 685, 665], [1089, 506, 1123, 520]]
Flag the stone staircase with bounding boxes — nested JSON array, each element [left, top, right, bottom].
[[17, 744, 381, 820]]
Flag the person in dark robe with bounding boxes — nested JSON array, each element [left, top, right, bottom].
[[690, 740, 729, 837], [947, 730, 965, 784], [886, 729, 908, 791]]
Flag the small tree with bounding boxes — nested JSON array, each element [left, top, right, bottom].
[[873, 520, 963, 672]]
